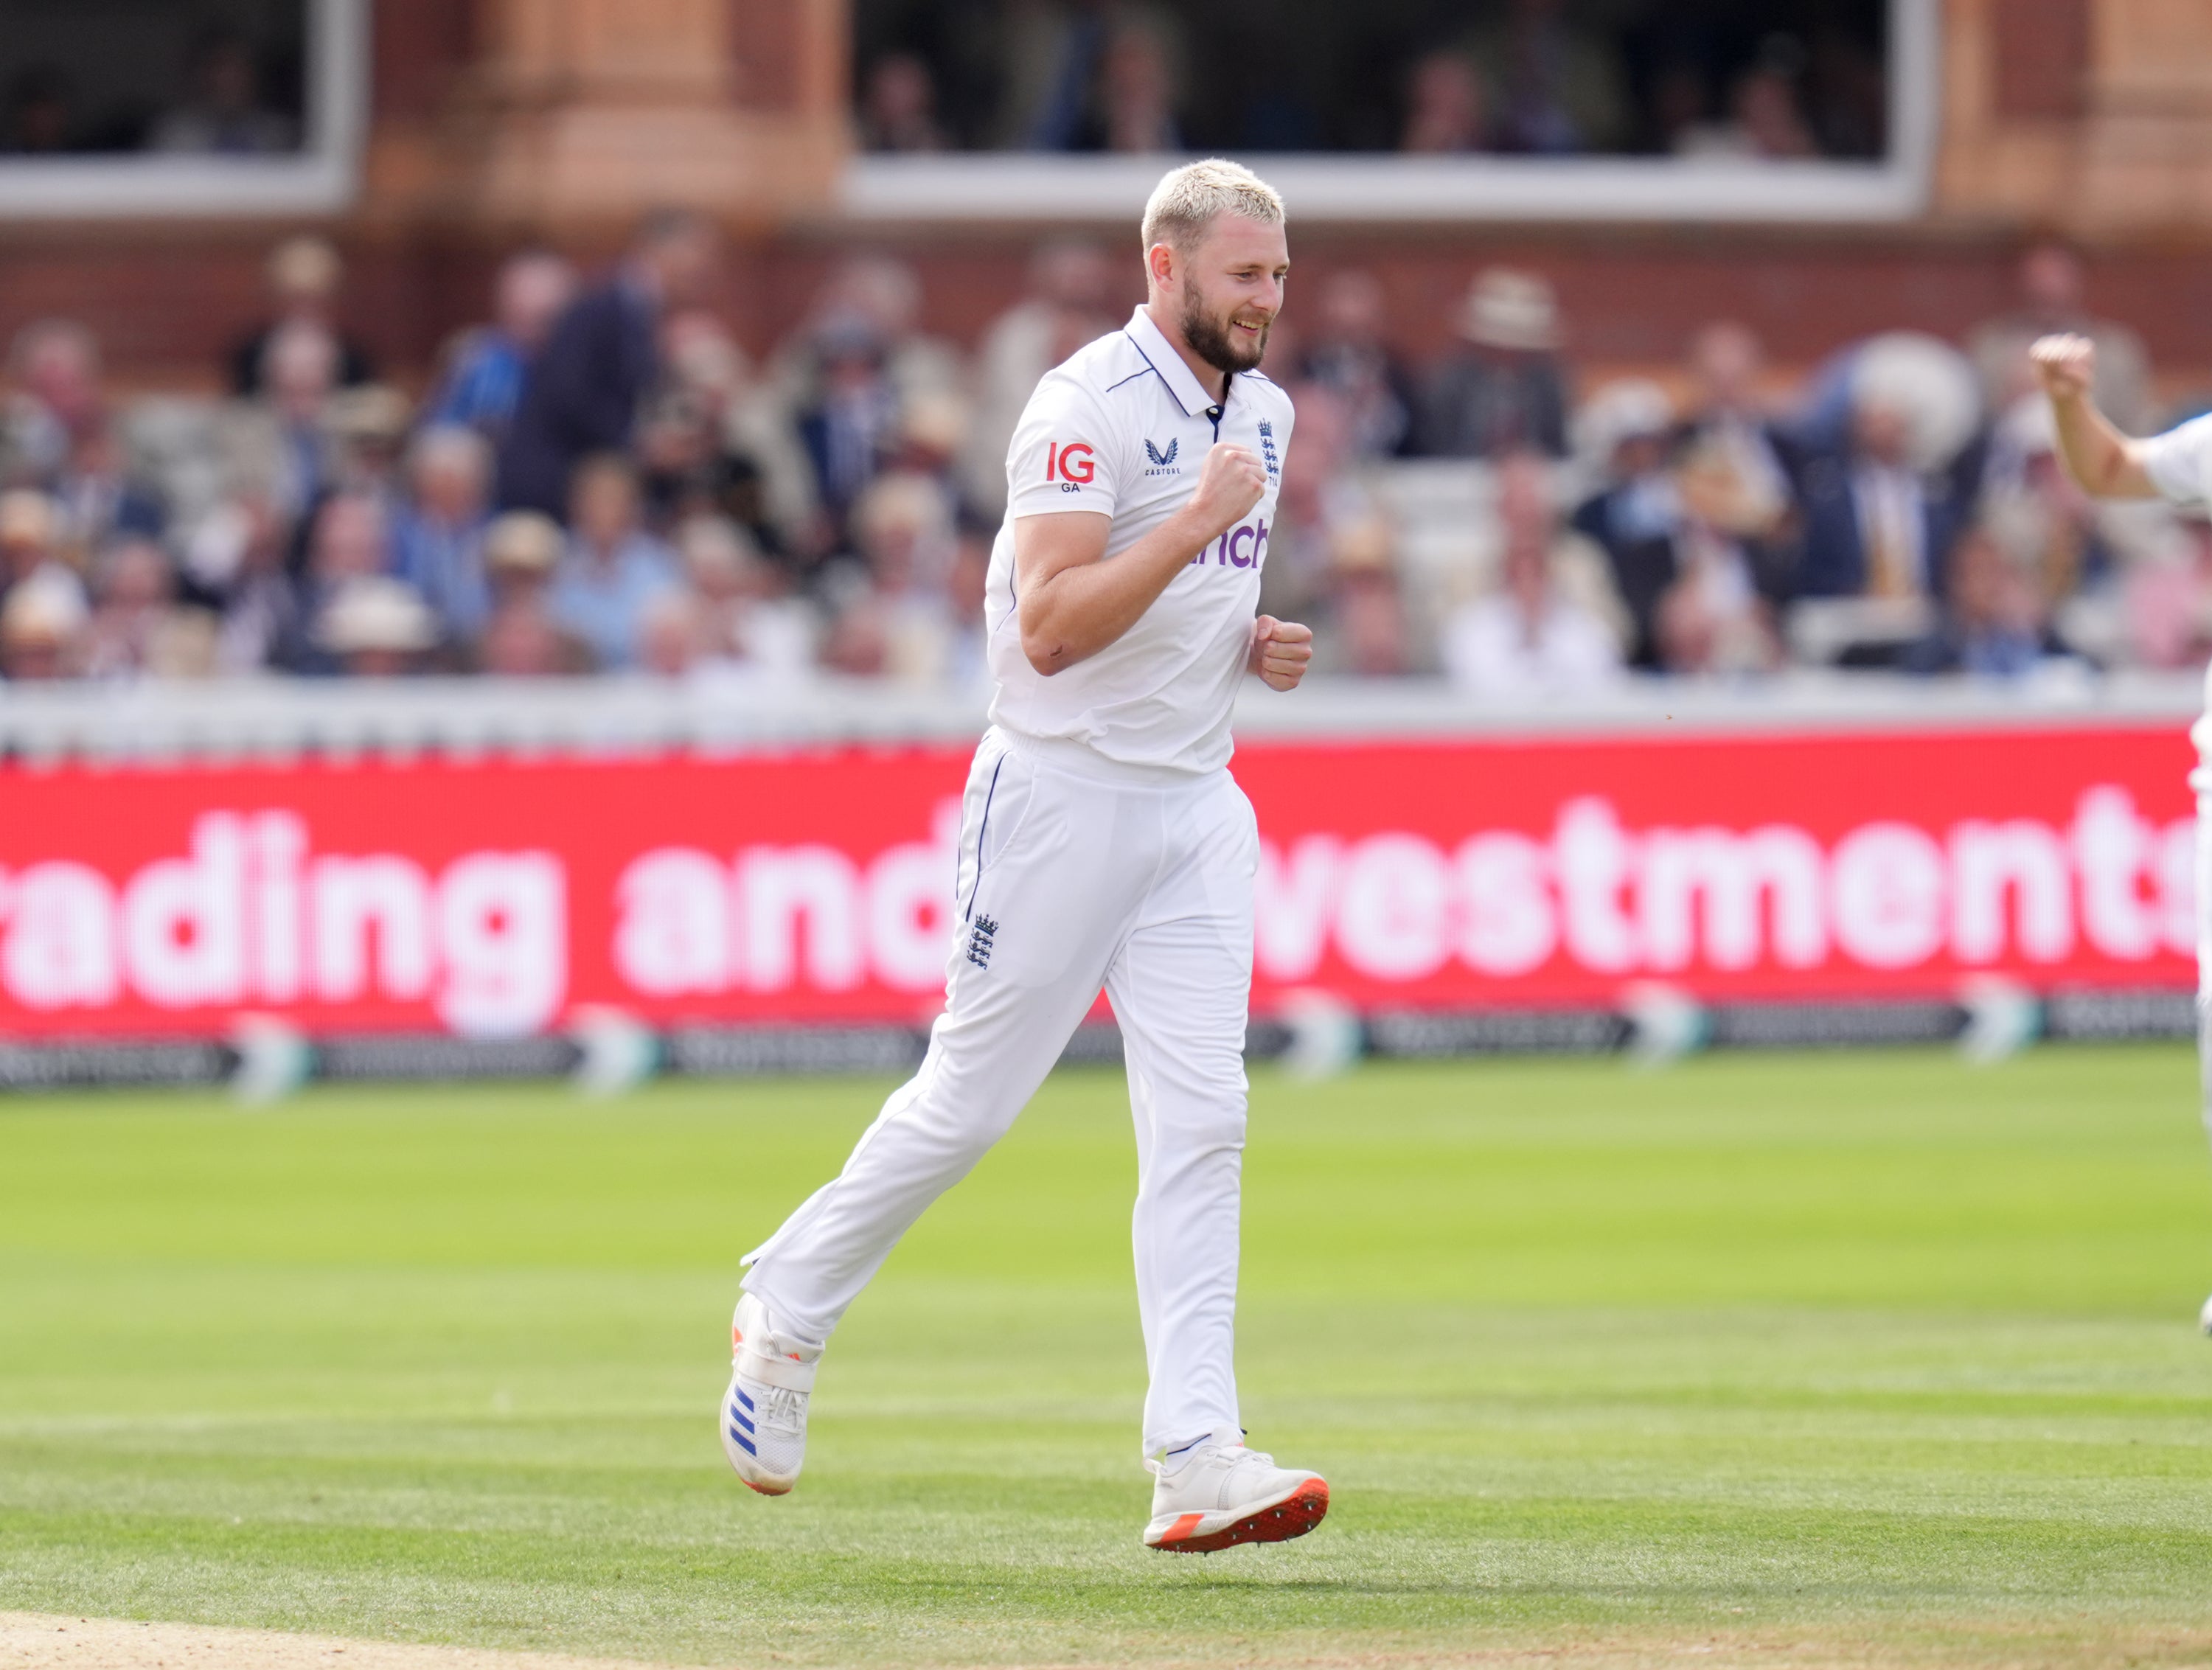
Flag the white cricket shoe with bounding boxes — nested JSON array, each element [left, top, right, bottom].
[[1142, 1442, 1329, 1553], [719, 1292, 820, 1496]]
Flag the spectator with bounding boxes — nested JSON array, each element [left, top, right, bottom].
[[793, 320, 901, 543], [1796, 381, 1975, 602], [961, 240, 1118, 517], [0, 568, 87, 681], [81, 536, 189, 680], [192, 493, 302, 675], [293, 493, 392, 674], [1441, 459, 1624, 699], [678, 514, 817, 679], [1570, 380, 1680, 667], [849, 471, 959, 686], [313, 577, 438, 680], [323, 385, 414, 501], [392, 425, 495, 644], [1902, 523, 2068, 678], [1261, 381, 1365, 627], [1090, 21, 1185, 153], [1476, 0, 1630, 154], [1298, 271, 1420, 460], [0, 489, 86, 615], [859, 54, 947, 153], [229, 237, 374, 397], [1400, 51, 1489, 153], [1421, 268, 1571, 459], [783, 254, 965, 415], [1, 319, 164, 551], [1967, 242, 2151, 433], [637, 591, 705, 679], [546, 455, 681, 671], [499, 208, 722, 517], [1323, 519, 1412, 678], [1677, 321, 1798, 541], [660, 310, 820, 561], [473, 511, 594, 675], [427, 250, 577, 441], [227, 319, 341, 526], [1676, 57, 1819, 161], [150, 27, 296, 156], [1655, 441, 1788, 675]]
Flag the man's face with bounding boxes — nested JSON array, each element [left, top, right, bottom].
[[1170, 214, 1289, 376]]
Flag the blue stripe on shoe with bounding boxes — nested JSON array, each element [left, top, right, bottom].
[[729, 1427, 757, 1455], [734, 1386, 754, 1412], [730, 1405, 754, 1434]]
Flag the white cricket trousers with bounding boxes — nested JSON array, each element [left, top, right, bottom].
[[742, 725, 1259, 1460]]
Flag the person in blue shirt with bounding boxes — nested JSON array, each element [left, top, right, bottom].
[[426, 250, 575, 442], [546, 453, 681, 671], [390, 425, 495, 646]]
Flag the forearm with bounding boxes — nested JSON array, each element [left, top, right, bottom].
[[1020, 509, 1213, 672], [2049, 390, 2155, 499]]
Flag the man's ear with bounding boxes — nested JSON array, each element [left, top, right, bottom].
[[1147, 240, 1176, 293]]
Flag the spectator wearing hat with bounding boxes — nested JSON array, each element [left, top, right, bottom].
[[499, 209, 723, 518], [547, 455, 681, 671], [1420, 268, 1571, 459], [0, 566, 87, 681], [428, 250, 577, 442], [678, 513, 815, 680], [322, 383, 415, 502], [474, 511, 595, 676], [229, 235, 375, 398], [1320, 519, 1412, 678], [392, 425, 495, 643], [314, 577, 438, 679], [0, 488, 86, 616]]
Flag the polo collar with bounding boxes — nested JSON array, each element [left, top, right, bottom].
[[1124, 307, 1227, 420]]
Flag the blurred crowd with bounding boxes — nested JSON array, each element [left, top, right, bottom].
[[856, 0, 1885, 161], [2, 216, 2208, 697]]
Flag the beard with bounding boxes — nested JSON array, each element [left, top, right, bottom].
[[1180, 287, 1271, 375]]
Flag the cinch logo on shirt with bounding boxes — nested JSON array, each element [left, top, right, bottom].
[[1190, 516, 1270, 570], [1144, 438, 1180, 476], [1045, 441, 1096, 488]]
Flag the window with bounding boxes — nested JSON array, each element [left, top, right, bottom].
[[845, 0, 1936, 222], [0, 0, 365, 217]]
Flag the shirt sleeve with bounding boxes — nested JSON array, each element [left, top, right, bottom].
[[1006, 372, 1122, 521], [2135, 413, 2212, 504]]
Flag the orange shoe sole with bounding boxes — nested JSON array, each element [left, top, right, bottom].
[[1149, 1478, 1328, 1554]]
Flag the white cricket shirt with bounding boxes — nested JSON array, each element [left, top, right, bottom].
[[2138, 413, 2212, 504], [985, 306, 1295, 776]]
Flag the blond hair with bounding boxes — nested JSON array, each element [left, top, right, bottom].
[[1140, 159, 1285, 255]]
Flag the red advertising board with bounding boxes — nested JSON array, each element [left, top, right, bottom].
[[0, 721, 2194, 1040]]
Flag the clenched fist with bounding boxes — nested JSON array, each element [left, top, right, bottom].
[[2030, 333, 2096, 403], [1248, 615, 1312, 691], [1183, 443, 1267, 544]]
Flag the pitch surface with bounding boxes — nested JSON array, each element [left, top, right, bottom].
[[2, 1048, 2210, 1666]]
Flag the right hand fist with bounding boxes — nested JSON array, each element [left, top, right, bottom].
[[2030, 333, 2096, 403], [1185, 442, 1267, 541]]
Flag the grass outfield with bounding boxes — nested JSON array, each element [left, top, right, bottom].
[[3, 1046, 2212, 1667]]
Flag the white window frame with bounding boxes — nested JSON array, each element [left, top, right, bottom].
[[0, 0, 366, 219], [844, 0, 1936, 224]]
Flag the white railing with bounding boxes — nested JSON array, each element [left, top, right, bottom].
[[0, 668, 2199, 764]]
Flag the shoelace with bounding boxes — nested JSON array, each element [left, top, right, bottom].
[[751, 1382, 807, 1437]]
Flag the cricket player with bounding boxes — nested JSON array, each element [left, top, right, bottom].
[[2035, 330, 2212, 509], [720, 160, 1326, 1554]]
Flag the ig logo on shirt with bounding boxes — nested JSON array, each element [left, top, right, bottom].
[[1046, 442, 1096, 490]]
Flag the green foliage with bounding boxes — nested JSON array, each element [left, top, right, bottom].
[[1, 1048, 2210, 1666]]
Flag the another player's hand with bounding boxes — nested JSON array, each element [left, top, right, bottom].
[[1184, 444, 1267, 543], [1249, 616, 1312, 691], [2030, 333, 2096, 403]]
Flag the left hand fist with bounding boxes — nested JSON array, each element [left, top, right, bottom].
[[1248, 616, 1312, 692]]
